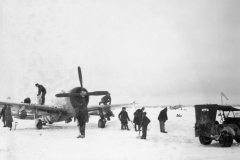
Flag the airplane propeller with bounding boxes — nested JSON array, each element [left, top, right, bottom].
[[55, 66, 109, 98]]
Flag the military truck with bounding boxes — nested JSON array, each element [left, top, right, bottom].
[[194, 104, 240, 147]]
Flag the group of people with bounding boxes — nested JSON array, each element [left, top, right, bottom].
[[118, 106, 168, 139], [0, 83, 46, 131]]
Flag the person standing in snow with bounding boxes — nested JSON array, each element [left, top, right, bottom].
[[0, 105, 7, 127], [133, 107, 144, 131], [158, 107, 168, 133], [5, 105, 13, 131], [141, 112, 151, 139], [35, 83, 47, 105], [118, 107, 131, 130], [76, 108, 88, 138]]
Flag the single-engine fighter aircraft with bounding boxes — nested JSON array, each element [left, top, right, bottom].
[[0, 66, 134, 129], [170, 104, 183, 110]]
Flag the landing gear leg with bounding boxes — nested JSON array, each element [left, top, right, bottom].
[[98, 109, 106, 128], [34, 108, 42, 129]]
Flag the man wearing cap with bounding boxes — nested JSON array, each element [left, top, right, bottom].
[[118, 107, 131, 130], [158, 107, 168, 133], [99, 93, 111, 105], [141, 112, 151, 139], [35, 83, 47, 105]]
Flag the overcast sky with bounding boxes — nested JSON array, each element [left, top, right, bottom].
[[0, 0, 240, 106]]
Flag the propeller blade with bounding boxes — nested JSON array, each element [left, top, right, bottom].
[[78, 66, 83, 91], [88, 91, 109, 96], [55, 93, 81, 97]]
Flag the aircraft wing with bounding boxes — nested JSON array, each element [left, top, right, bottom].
[[0, 101, 67, 112], [88, 103, 135, 112]]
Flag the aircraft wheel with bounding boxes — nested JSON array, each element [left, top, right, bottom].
[[36, 119, 43, 130], [98, 119, 105, 128], [199, 135, 212, 145], [219, 131, 233, 147]]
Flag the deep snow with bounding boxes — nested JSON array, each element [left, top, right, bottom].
[[0, 107, 239, 160]]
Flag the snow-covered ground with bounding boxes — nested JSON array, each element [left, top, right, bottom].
[[0, 107, 239, 160]]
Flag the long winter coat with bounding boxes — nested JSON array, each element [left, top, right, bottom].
[[5, 107, 13, 122], [158, 107, 168, 122], [133, 109, 142, 124], [76, 109, 88, 126], [0, 106, 7, 122], [118, 111, 130, 121], [142, 115, 151, 127]]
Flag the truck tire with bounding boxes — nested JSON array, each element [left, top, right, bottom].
[[219, 131, 233, 147], [199, 136, 212, 145]]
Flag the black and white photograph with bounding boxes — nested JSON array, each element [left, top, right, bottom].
[[0, 0, 240, 160]]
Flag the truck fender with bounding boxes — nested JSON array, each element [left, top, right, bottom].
[[221, 126, 235, 137]]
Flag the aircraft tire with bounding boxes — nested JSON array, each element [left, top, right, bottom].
[[36, 119, 43, 130], [98, 119, 105, 128]]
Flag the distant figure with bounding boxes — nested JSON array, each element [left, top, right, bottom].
[[35, 83, 47, 105], [0, 105, 7, 127], [76, 108, 88, 138], [24, 97, 31, 104], [133, 107, 145, 131], [158, 107, 168, 133], [5, 105, 13, 131], [99, 94, 111, 105], [118, 107, 131, 130], [141, 112, 151, 139]]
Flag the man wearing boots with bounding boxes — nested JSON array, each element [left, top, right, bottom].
[[118, 107, 131, 130], [158, 107, 168, 133], [35, 83, 47, 105], [141, 112, 151, 139], [0, 105, 7, 127], [76, 108, 88, 138]]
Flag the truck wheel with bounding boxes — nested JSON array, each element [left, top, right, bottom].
[[36, 119, 42, 130], [199, 136, 212, 145], [219, 131, 233, 147], [98, 119, 105, 128]]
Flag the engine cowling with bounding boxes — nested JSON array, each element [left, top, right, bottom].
[[69, 87, 89, 109]]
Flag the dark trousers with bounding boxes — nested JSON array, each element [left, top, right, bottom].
[[6, 121, 12, 129], [160, 121, 165, 132], [41, 92, 46, 105], [78, 123, 86, 136], [142, 125, 148, 138], [134, 123, 140, 131]]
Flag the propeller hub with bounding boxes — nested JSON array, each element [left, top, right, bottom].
[[80, 91, 87, 97]]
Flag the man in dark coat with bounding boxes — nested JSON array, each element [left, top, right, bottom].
[[76, 108, 88, 138], [5, 105, 13, 130], [99, 94, 111, 105], [158, 107, 168, 133], [118, 107, 131, 130], [141, 112, 151, 139], [0, 105, 7, 127], [35, 83, 47, 105], [133, 107, 145, 131]]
